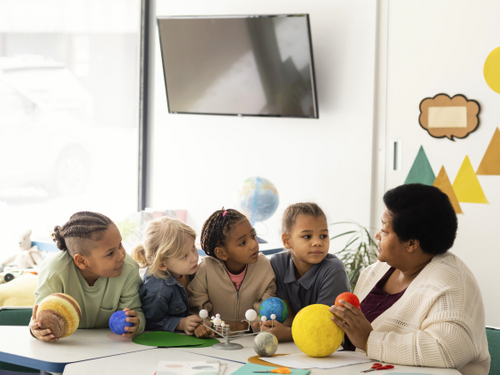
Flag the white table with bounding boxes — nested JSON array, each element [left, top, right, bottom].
[[179, 335, 460, 374], [0, 326, 155, 373], [0, 326, 461, 375], [63, 348, 242, 375], [62, 344, 461, 375]]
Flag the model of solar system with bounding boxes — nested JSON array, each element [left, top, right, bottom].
[[197, 297, 288, 354]]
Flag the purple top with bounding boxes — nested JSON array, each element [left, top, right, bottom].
[[345, 267, 406, 351]]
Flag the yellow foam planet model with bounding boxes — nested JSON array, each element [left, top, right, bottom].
[[291, 304, 344, 357], [36, 293, 81, 338]]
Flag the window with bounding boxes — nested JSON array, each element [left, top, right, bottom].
[[0, 0, 141, 251]]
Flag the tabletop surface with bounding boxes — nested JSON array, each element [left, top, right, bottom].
[[63, 348, 242, 375], [0, 326, 154, 372], [178, 335, 460, 374], [0, 325, 461, 375], [62, 343, 461, 375]]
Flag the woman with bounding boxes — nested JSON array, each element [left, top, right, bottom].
[[330, 184, 490, 375]]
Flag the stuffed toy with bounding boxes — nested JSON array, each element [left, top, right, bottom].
[[0, 230, 44, 271], [0, 273, 38, 306]]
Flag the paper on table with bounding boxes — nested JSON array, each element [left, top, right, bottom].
[[260, 351, 374, 369], [231, 363, 310, 375], [156, 360, 220, 375]]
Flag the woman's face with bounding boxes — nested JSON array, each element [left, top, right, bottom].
[[375, 209, 407, 266]]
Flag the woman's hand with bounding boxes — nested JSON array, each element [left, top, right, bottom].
[[329, 300, 373, 351], [177, 315, 204, 335], [122, 308, 141, 338], [29, 305, 59, 342]]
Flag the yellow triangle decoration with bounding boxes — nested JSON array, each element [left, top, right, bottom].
[[433, 166, 463, 214], [477, 128, 500, 175], [453, 156, 488, 204]]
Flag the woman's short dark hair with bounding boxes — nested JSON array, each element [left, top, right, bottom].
[[383, 183, 457, 255]]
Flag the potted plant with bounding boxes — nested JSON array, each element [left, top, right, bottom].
[[330, 222, 379, 290]]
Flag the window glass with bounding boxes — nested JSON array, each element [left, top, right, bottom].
[[0, 0, 141, 254]]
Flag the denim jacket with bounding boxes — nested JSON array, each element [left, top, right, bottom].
[[139, 268, 190, 332]]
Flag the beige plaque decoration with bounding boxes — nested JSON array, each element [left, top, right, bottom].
[[419, 94, 480, 140]]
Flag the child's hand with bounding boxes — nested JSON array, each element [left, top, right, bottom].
[[194, 324, 213, 338], [254, 320, 293, 342], [29, 304, 59, 342], [121, 308, 140, 338], [177, 315, 204, 336]]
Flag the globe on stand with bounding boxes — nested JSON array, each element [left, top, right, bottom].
[[235, 177, 279, 243]]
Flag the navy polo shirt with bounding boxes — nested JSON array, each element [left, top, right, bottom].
[[270, 251, 350, 315]]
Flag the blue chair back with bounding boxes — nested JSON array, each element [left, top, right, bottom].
[[487, 326, 500, 375]]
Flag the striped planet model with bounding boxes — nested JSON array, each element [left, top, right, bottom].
[[36, 293, 82, 338]]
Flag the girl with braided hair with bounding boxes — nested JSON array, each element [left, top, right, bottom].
[[31, 211, 145, 342], [188, 208, 276, 338]]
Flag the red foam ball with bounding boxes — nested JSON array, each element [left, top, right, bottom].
[[335, 292, 360, 310]]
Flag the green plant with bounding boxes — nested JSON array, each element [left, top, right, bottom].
[[330, 222, 379, 290]]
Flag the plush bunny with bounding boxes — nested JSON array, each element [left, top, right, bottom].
[[0, 230, 44, 271]]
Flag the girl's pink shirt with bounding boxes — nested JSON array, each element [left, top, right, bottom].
[[225, 265, 248, 291]]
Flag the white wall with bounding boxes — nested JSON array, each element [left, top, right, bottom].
[[149, 0, 378, 243], [382, 0, 500, 326]]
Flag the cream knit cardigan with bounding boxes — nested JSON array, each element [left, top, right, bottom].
[[354, 251, 490, 375]]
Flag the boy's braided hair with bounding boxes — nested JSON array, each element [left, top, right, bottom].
[[200, 208, 247, 257], [52, 211, 113, 255]]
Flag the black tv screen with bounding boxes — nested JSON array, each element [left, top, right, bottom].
[[157, 15, 318, 118]]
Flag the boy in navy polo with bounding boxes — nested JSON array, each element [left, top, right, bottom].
[[264, 203, 350, 342]]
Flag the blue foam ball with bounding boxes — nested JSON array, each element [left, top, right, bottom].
[[109, 310, 133, 335], [259, 297, 288, 323]]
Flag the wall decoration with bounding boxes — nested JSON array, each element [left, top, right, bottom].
[[419, 94, 480, 140], [452, 156, 488, 204], [404, 146, 435, 185], [433, 166, 463, 214], [484, 47, 500, 94], [477, 127, 500, 175]]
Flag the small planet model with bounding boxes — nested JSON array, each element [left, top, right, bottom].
[[291, 304, 344, 357], [253, 331, 278, 357], [259, 297, 288, 323], [109, 310, 133, 335], [36, 293, 81, 338], [335, 292, 360, 310]]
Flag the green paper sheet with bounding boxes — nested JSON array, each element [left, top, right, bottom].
[[132, 331, 219, 348], [231, 363, 311, 375], [405, 146, 436, 185]]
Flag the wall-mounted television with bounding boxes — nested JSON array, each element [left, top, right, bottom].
[[157, 14, 319, 119]]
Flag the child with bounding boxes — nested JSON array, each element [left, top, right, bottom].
[[188, 208, 276, 337], [31, 211, 145, 342], [265, 202, 350, 341], [132, 217, 203, 335]]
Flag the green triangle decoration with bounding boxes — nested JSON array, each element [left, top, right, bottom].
[[404, 146, 436, 185]]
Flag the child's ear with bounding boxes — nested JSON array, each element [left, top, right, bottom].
[[158, 262, 168, 271], [73, 253, 88, 271], [282, 233, 292, 249], [214, 246, 228, 261]]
